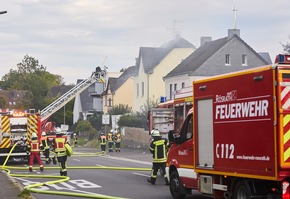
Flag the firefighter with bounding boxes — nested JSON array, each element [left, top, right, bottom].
[[27, 132, 44, 172], [115, 130, 121, 152], [108, 130, 114, 152], [41, 132, 51, 164], [73, 133, 78, 147], [99, 132, 107, 153], [52, 127, 68, 176], [147, 129, 169, 185]]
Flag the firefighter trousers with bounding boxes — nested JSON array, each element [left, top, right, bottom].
[[150, 162, 168, 184], [101, 144, 106, 152], [29, 152, 43, 168], [115, 142, 121, 152], [56, 152, 68, 176], [43, 148, 51, 163], [108, 141, 114, 152]]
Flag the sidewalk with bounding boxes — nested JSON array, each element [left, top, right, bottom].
[[0, 171, 22, 199]]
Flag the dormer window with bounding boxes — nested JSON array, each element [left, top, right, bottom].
[[225, 54, 231, 65]]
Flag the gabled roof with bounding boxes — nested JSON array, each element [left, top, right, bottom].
[[136, 37, 196, 74], [112, 66, 137, 93], [164, 34, 271, 78], [0, 90, 27, 106], [76, 79, 95, 112], [259, 52, 272, 64], [136, 47, 170, 74], [165, 37, 228, 78], [47, 85, 74, 98], [103, 66, 137, 95], [161, 36, 196, 49], [103, 77, 118, 95]]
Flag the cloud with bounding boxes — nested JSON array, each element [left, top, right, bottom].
[[0, 0, 290, 84]]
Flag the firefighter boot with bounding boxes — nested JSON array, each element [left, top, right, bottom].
[[63, 171, 67, 176], [52, 157, 57, 165], [147, 177, 156, 185], [46, 158, 51, 164], [29, 166, 32, 172], [165, 177, 170, 185], [40, 165, 44, 172]]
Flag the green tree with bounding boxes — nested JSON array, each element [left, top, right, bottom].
[[48, 99, 75, 127], [282, 34, 290, 53], [117, 100, 158, 130], [118, 112, 146, 129], [0, 95, 8, 108], [75, 120, 97, 140], [1, 55, 62, 110], [88, 112, 103, 131], [108, 104, 132, 115]]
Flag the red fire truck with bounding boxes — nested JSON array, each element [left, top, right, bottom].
[[148, 86, 193, 137], [166, 54, 290, 199], [0, 67, 107, 162], [173, 86, 193, 133], [0, 109, 40, 162]]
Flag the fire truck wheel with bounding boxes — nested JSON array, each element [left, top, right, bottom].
[[169, 171, 186, 199], [233, 180, 252, 199]]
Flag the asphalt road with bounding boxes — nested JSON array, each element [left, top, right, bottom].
[[9, 147, 207, 199]]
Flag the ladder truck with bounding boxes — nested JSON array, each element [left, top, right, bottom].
[[0, 66, 107, 162]]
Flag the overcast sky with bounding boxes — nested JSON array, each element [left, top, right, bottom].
[[0, 0, 289, 84]]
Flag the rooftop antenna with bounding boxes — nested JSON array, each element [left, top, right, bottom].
[[168, 20, 183, 39], [233, 6, 237, 29]]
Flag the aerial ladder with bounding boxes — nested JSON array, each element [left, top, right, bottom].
[[40, 66, 107, 125]]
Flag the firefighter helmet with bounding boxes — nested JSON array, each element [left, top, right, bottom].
[[55, 127, 62, 135], [151, 130, 160, 137], [42, 132, 46, 136], [31, 132, 38, 138]]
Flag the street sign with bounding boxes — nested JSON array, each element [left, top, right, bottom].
[[102, 114, 110, 124], [111, 115, 121, 129]]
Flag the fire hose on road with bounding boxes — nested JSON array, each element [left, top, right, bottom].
[[1, 143, 151, 199]]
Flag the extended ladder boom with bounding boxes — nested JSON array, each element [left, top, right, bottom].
[[40, 67, 107, 122]]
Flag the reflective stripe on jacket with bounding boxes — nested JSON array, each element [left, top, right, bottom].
[[100, 135, 107, 145], [41, 137, 49, 149], [149, 138, 168, 163], [30, 140, 42, 152], [108, 133, 113, 142], [115, 133, 121, 143], [54, 137, 66, 153]]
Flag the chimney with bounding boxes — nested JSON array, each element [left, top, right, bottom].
[[200, 37, 212, 46], [228, 29, 240, 39]]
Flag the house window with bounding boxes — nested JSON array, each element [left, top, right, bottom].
[[174, 83, 177, 91], [242, 54, 247, 65], [225, 54, 231, 65], [142, 82, 144, 97], [108, 98, 112, 107], [170, 84, 173, 100], [137, 83, 139, 97], [182, 82, 185, 88], [105, 96, 107, 106]]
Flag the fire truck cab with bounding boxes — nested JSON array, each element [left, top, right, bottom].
[[166, 54, 290, 199]]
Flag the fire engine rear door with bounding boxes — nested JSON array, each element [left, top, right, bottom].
[[278, 66, 290, 167], [197, 99, 214, 168]]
